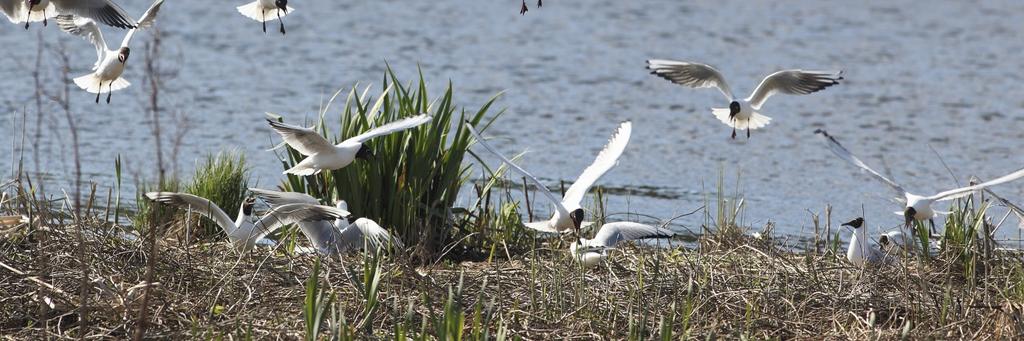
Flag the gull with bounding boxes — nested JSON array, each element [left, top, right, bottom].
[[816, 129, 1024, 230], [56, 0, 163, 104], [268, 114, 432, 176], [570, 222, 674, 268], [1, 0, 136, 30], [466, 121, 632, 233], [249, 188, 403, 254], [647, 60, 842, 139], [842, 217, 895, 266], [236, 0, 292, 34], [145, 192, 349, 252]]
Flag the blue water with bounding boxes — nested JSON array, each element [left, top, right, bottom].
[[1, 0, 1023, 243]]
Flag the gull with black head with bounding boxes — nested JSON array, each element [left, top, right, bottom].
[[647, 59, 842, 139], [466, 120, 631, 234], [236, 0, 293, 34], [817, 129, 1024, 231]]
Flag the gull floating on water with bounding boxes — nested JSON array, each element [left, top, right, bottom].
[[466, 121, 631, 234], [236, 0, 292, 34], [56, 0, 163, 103], [268, 114, 432, 176], [817, 129, 1024, 230], [1, 0, 137, 29], [571, 222, 674, 268], [249, 188, 403, 255], [145, 192, 349, 252], [647, 59, 842, 139]]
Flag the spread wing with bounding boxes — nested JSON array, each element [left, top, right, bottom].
[[646, 59, 734, 101], [345, 218, 404, 250], [928, 168, 1024, 201], [121, 0, 164, 47], [249, 188, 320, 207], [562, 121, 631, 208], [267, 119, 335, 156], [56, 14, 107, 69], [342, 114, 432, 144], [51, 0, 137, 29], [746, 69, 842, 109], [145, 192, 235, 233], [250, 203, 350, 242], [815, 129, 907, 201], [592, 222, 674, 247], [466, 122, 570, 217]]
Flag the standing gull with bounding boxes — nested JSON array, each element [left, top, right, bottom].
[[56, 0, 164, 103], [250, 188, 403, 254], [816, 129, 1024, 230], [570, 222, 674, 268], [268, 114, 432, 176], [647, 60, 842, 138], [236, 0, 293, 34], [842, 217, 894, 266], [145, 192, 349, 252], [466, 121, 632, 233]]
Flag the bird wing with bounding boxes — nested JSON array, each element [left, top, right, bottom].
[[928, 167, 1024, 201], [120, 0, 164, 47], [592, 222, 674, 247], [249, 203, 350, 242], [51, 0, 137, 29], [249, 188, 320, 207], [646, 59, 734, 101], [746, 69, 842, 109], [351, 218, 404, 250], [466, 122, 570, 217], [56, 14, 107, 69], [562, 121, 631, 208], [145, 192, 235, 233], [267, 119, 335, 156], [342, 114, 432, 144], [815, 129, 907, 201]]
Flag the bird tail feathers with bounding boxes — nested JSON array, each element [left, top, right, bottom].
[[73, 74, 130, 94], [236, 1, 294, 22], [712, 108, 772, 130]]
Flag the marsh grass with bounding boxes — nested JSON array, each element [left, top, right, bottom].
[[178, 151, 250, 239], [275, 67, 501, 262]]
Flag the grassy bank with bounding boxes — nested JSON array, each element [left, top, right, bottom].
[[2, 181, 1023, 339]]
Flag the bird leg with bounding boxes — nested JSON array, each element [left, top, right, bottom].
[[746, 120, 751, 138], [731, 126, 736, 139], [278, 10, 285, 34], [537, 0, 542, 7], [520, 0, 528, 15], [929, 219, 937, 235], [95, 84, 101, 103], [106, 81, 113, 103], [262, 10, 267, 33]]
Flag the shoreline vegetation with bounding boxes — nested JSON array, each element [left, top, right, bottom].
[[3, 70, 1024, 339]]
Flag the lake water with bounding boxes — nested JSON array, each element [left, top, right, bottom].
[[1, 0, 1023, 243]]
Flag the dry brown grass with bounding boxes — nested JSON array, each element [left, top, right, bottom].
[[2, 199, 1024, 340]]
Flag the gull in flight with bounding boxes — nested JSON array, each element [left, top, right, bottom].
[[571, 222, 674, 268], [250, 188, 403, 255], [1, 0, 137, 29], [56, 0, 163, 103], [647, 60, 842, 139], [466, 120, 632, 234], [268, 114, 432, 176], [145, 192, 349, 252], [817, 129, 1024, 230], [236, 0, 292, 34]]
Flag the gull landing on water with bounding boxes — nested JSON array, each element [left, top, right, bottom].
[[237, 0, 293, 34], [268, 114, 432, 176], [2, 0, 137, 30], [647, 60, 842, 139], [466, 121, 632, 234], [817, 129, 1024, 230], [571, 222, 674, 268], [249, 188, 404, 255], [56, 0, 164, 103], [145, 192, 350, 252]]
